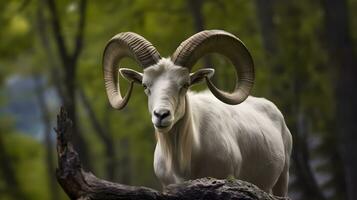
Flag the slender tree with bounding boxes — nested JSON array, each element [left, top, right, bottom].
[[38, 0, 120, 180], [322, 1, 357, 199], [254, 0, 279, 60], [44, 0, 91, 168]]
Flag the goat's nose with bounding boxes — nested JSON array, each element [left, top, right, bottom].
[[153, 109, 170, 120]]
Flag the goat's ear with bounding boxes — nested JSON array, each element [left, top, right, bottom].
[[119, 68, 143, 84], [190, 68, 215, 85]]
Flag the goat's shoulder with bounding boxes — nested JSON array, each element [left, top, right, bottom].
[[187, 90, 231, 118], [187, 90, 220, 104], [243, 96, 284, 122], [187, 91, 286, 124]]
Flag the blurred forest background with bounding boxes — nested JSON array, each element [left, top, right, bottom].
[[0, 0, 356, 199]]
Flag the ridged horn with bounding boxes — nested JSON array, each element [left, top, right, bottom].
[[103, 32, 161, 109], [171, 30, 254, 105]]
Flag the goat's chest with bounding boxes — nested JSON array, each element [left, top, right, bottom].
[[189, 137, 242, 179], [154, 140, 242, 186], [153, 144, 186, 185]]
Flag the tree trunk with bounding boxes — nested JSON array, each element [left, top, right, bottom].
[[322, 1, 357, 199], [254, 0, 278, 58], [54, 107, 290, 200], [36, 1, 65, 103], [44, 0, 92, 169]]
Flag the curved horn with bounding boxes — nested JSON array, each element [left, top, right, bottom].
[[103, 32, 161, 109], [171, 30, 254, 104]]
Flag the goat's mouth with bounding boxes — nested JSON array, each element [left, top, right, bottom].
[[155, 124, 169, 129], [154, 123, 172, 132]]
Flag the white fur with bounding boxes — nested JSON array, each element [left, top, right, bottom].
[[127, 58, 292, 196]]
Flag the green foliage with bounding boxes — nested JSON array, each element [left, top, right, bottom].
[[0, 0, 354, 199], [4, 133, 50, 199], [0, 127, 50, 200]]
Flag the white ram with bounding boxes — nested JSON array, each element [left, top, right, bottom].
[[102, 30, 292, 197]]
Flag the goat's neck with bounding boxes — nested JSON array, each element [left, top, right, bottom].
[[155, 95, 197, 176]]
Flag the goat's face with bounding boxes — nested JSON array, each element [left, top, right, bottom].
[[120, 58, 214, 133], [143, 59, 189, 132]]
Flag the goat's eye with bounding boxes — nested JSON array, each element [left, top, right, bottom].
[[143, 84, 151, 95]]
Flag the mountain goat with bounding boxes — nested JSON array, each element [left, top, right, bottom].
[[102, 30, 292, 196]]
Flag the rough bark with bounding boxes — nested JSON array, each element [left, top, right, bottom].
[[54, 108, 289, 200], [322, 0, 357, 199]]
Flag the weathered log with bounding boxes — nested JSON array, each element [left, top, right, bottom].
[[54, 107, 289, 200]]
